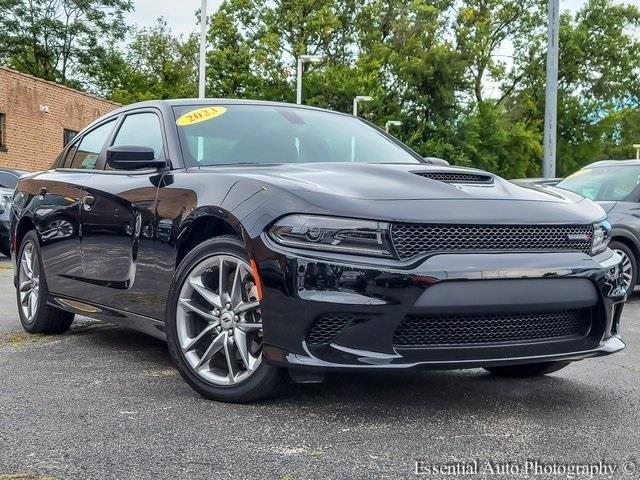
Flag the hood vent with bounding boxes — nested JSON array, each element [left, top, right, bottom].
[[415, 171, 494, 184]]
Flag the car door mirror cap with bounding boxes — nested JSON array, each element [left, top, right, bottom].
[[106, 145, 167, 170]]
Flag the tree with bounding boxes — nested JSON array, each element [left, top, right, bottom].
[[454, 0, 545, 104], [0, 0, 133, 84], [85, 18, 199, 104]]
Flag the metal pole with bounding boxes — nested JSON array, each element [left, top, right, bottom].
[[542, 0, 560, 178], [296, 58, 303, 105], [198, 0, 208, 99], [353, 98, 358, 116]]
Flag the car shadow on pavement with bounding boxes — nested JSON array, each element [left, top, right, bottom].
[[49, 318, 612, 417], [280, 368, 608, 413]]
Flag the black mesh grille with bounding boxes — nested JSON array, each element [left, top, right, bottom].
[[415, 172, 493, 184], [306, 313, 355, 345], [393, 310, 591, 347], [391, 223, 593, 260]]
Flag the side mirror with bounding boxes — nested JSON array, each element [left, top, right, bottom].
[[106, 145, 166, 170], [424, 156, 450, 166]]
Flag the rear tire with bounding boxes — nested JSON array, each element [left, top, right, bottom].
[[16, 231, 74, 334], [484, 361, 571, 378], [166, 235, 286, 403]]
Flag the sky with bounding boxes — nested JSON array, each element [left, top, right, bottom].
[[126, 0, 223, 37], [125, 0, 635, 37]]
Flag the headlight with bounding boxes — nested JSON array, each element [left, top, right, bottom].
[[268, 215, 394, 257], [591, 220, 611, 255]]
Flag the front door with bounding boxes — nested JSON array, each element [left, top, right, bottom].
[[78, 110, 169, 319]]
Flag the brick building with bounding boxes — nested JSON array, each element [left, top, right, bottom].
[[0, 67, 120, 172]]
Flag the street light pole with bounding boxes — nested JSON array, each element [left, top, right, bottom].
[[296, 55, 324, 105], [385, 120, 402, 133], [198, 0, 208, 99], [353, 96, 373, 116], [634, 144, 640, 160], [296, 58, 304, 105], [542, 0, 560, 178]]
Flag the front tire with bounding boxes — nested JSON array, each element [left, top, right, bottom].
[[484, 361, 571, 378], [16, 231, 74, 334], [166, 236, 285, 403], [610, 240, 637, 297]]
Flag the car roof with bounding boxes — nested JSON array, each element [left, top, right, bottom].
[[584, 159, 640, 168], [105, 98, 355, 120], [0, 168, 27, 176]]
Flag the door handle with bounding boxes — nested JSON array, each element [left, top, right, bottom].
[[82, 195, 95, 210]]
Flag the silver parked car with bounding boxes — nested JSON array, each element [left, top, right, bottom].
[[557, 160, 640, 296]]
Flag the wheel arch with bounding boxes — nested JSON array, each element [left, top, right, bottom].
[[175, 208, 247, 267], [13, 215, 36, 255], [12, 216, 37, 287], [610, 228, 640, 284]]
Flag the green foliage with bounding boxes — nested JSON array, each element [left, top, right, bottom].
[[0, 0, 133, 84], [84, 18, 199, 104], [1, 0, 640, 178]]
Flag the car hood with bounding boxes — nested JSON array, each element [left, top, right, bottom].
[[197, 163, 585, 203]]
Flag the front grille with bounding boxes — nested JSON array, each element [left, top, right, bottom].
[[306, 313, 355, 345], [393, 309, 591, 347], [415, 172, 493, 184], [391, 223, 593, 260]]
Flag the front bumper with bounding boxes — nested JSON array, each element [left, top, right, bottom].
[[254, 236, 626, 371]]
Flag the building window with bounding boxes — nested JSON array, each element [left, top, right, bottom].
[[63, 128, 78, 147], [0, 113, 6, 151]]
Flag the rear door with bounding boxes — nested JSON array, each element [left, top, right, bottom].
[[78, 109, 168, 318], [27, 118, 117, 298]]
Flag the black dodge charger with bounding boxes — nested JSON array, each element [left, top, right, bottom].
[[9, 100, 627, 402]]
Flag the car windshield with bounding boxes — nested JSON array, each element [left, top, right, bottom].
[[557, 165, 640, 201], [173, 104, 421, 167]]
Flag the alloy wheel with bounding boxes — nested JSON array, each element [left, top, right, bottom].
[[176, 254, 263, 386], [614, 249, 634, 294], [18, 242, 40, 323]]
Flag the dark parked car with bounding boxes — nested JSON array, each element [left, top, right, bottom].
[[557, 160, 640, 296], [9, 100, 626, 402], [0, 168, 27, 257]]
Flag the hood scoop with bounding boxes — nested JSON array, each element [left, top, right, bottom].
[[414, 171, 494, 185]]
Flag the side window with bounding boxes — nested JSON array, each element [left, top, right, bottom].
[[61, 139, 80, 168], [111, 113, 164, 159], [66, 119, 116, 170]]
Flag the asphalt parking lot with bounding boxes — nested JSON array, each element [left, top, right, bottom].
[[0, 255, 639, 480]]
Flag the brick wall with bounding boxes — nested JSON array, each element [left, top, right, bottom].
[[0, 67, 120, 172]]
